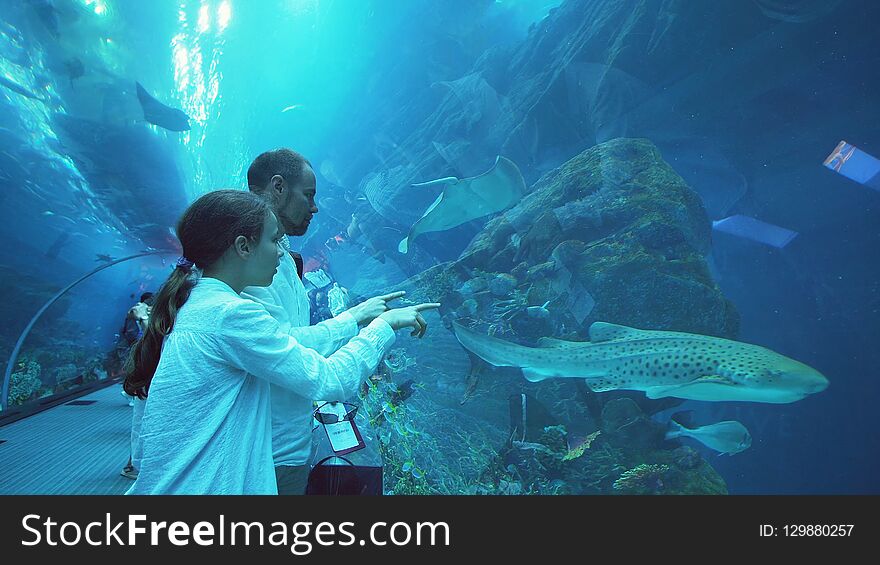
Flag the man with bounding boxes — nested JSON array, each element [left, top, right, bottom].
[[129, 292, 154, 335], [243, 148, 414, 494], [120, 292, 153, 347]]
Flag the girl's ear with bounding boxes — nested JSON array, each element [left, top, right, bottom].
[[233, 235, 251, 258]]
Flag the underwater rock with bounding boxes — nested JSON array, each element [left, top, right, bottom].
[[487, 273, 517, 297], [389, 138, 738, 495], [458, 298, 478, 317], [671, 446, 702, 470], [460, 137, 739, 339], [600, 397, 665, 451], [458, 277, 488, 296]]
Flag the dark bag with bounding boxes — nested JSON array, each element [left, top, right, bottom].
[[121, 316, 140, 345], [305, 407, 383, 495], [305, 455, 383, 495]]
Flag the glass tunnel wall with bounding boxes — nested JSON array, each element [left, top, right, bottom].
[[0, 0, 877, 493]]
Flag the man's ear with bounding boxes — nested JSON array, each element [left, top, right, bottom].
[[233, 235, 251, 259], [271, 174, 285, 194]]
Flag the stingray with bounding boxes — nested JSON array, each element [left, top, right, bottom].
[[432, 73, 501, 126], [45, 232, 70, 259], [398, 155, 526, 254], [135, 82, 191, 132], [712, 215, 798, 248], [753, 0, 843, 23]]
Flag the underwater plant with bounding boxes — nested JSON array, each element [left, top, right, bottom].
[[563, 430, 601, 461], [612, 463, 671, 494]]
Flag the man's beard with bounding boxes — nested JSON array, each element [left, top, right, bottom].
[[281, 214, 309, 236], [287, 222, 309, 236]]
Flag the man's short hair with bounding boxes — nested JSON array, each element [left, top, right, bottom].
[[140, 292, 154, 303], [247, 148, 311, 193]]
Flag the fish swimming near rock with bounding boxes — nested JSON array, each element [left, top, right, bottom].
[[45, 232, 70, 260], [62, 57, 84, 87], [452, 321, 829, 404], [665, 417, 752, 455], [398, 155, 526, 253], [135, 82, 191, 131]]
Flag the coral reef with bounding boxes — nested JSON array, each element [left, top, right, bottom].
[[612, 464, 671, 494], [5, 346, 111, 407], [8, 360, 44, 406]]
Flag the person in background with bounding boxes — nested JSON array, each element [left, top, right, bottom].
[[123, 189, 438, 494], [129, 292, 154, 335], [119, 292, 153, 479]]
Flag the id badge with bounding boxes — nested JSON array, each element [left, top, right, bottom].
[[316, 402, 366, 455]]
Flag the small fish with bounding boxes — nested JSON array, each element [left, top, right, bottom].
[[389, 379, 415, 405], [526, 300, 551, 319], [63, 57, 84, 85], [665, 418, 752, 455]]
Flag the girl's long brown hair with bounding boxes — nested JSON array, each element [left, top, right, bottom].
[[123, 190, 270, 398]]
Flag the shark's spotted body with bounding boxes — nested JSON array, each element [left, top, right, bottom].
[[452, 321, 828, 403]]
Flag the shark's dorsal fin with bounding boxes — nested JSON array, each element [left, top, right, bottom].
[[588, 322, 648, 342]]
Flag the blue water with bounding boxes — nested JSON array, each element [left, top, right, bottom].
[[0, 0, 877, 494]]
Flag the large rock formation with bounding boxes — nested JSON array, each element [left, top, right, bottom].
[[408, 137, 739, 340], [370, 137, 737, 494]]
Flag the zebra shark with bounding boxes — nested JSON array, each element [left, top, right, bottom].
[[452, 321, 828, 404]]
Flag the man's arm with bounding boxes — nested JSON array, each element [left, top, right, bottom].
[[288, 311, 358, 356], [290, 291, 406, 356], [220, 299, 396, 401]]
